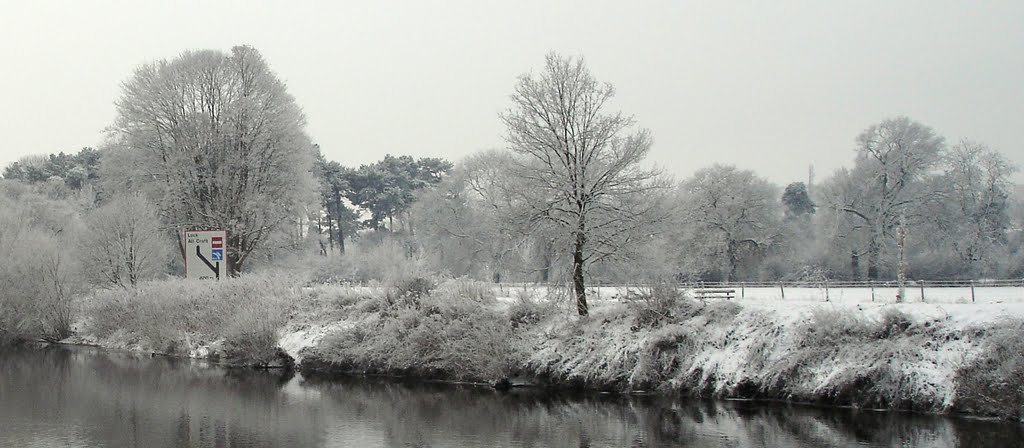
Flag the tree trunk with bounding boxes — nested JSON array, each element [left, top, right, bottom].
[[316, 217, 327, 256], [333, 192, 345, 254], [897, 216, 907, 303], [572, 229, 588, 316], [227, 234, 245, 277], [867, 223, 881, 280], [540, 239, 553, 283], [850, 250, 860, 281], [326, 214, 335, 253], [337, 222, 346, 254], [228, 251, 243, 277], [725, 239, 738, 283]]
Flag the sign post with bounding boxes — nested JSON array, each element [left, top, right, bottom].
[[185, 230, 227, 280]]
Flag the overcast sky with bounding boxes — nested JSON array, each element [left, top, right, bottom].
[[1, 1, 1022, 185]]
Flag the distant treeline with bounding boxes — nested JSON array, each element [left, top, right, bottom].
[[1, 47, 1020, 309], [3, 119, 1020, 288]]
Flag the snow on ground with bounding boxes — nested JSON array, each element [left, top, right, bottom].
[[495, 285, 1024, 314], [278, 322, 351, 364], [289, 282, 1024, 415], [496, 283, 1024, 408], [494, 284, 1024, 302]]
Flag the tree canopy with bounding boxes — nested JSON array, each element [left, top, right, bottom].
[[107, 45, 317, 275], [501, 52, 666, 315]]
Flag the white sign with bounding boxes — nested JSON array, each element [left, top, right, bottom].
[[185, 230, 227, 280]]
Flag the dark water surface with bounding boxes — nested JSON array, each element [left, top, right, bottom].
[[1, 345, 1021, 447]]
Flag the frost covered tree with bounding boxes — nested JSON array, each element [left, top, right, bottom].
[[942, 140, 1017, 263], [675, 165, 781, 282], [412, 150, 540, 282], [80, 193, 171, 287], [501, 53, 666, 316], [828, 117, 945, 280], [913, 140, 1018, 277], [106, 45, 317, 275], [0, 181, 84, 341]]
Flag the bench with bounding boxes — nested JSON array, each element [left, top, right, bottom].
[[692, 288, 736, 300]]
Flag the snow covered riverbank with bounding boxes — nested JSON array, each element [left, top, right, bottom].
[[67, 278, 1024, 420], [295, 283, 1024, 420]]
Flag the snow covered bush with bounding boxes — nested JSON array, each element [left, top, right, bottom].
[[0, 185, 84, 343], [624, 284, 701, 328], [954, 319, 1024, 419], [85, 274, 298, 364], [310, 278, 517, 382]]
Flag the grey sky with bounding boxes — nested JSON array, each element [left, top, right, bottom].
[[1, 1, 1022, 186]]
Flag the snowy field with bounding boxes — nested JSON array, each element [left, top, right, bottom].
[[481, 284, 1024, 334], [493, 285, 1024, 305]]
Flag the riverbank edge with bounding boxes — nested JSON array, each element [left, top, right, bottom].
[[286, 299, 1024, 422], [18, 332, 1012, 423], [53, 334, 296, 370], [63, 278, 1024, 422]]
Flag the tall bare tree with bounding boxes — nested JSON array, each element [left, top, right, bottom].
[[107, 45, 317, 275], [913, 139, 1019, 277], [501, 53, 665, 316], [830, 117, 944, 280]]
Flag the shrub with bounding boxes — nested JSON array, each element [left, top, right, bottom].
[[625, 284, 699, 328], [85, 274, 299, 364], [507, 299, 545, 328], [631, 324, 692, 390], [314, 279, 516, 382], [351, 240, 428, 284], [0, 184, 87, 342], [0, 231, 82, 342], [954, 319, 1024, 419], [392, 277, 436, 301], [433, 278, 495, 303], [875, 307, 913, 339], [797, 308, 876, 348]]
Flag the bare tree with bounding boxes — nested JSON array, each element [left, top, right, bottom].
[[909, 139, 1019, 277], [676, 164, 781, 282], [0, 182, 83, 341], [80, 193, 171, 287], [501, 53, 666, 316], [107, 45, 317, 275], [942, 140, 1017, 267], [831, 117, 945, 280], [818, 167, 873, 279]]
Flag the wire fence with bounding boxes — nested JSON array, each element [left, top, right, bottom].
[[675, 279, 1024, 304], [678, 279, 1024, 289], [496, 279, 1024, 304]]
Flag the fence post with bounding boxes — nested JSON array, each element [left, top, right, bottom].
[[871, 282, 875, 302], [780, 282, 785, 299], [920, 282, 925, 302], [825, 280, 830, 302], [971, 280, 976, 303], [741, 284, 745, 298]]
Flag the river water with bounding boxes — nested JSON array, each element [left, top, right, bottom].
[[1, 345, 1020, 447]]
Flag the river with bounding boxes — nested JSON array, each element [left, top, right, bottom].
[[0, 345, 1020, 447]]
